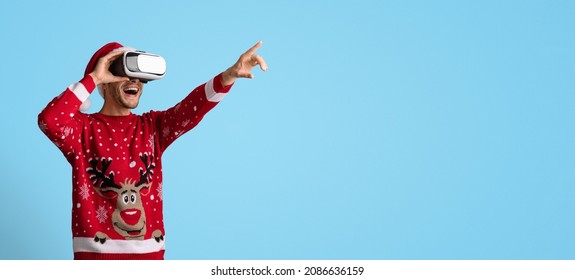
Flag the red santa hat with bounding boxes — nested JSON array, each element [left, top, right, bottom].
[[80, 42, 135, 111]]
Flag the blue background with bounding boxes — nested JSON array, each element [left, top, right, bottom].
[[0, 0, 573, 259]]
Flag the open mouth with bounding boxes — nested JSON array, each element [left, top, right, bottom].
[[120, 208, 142, 225], [114, 221, 145, 238], [123, 87, 139, 96], [127, 229, 142, 236]]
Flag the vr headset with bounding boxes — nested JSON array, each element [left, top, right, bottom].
[[110, 51, 166, 83]]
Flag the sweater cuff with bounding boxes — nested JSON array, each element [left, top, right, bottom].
[[214, 72, 233, 93], [205, 73, 233, 102], [68, 75, 96, 103]]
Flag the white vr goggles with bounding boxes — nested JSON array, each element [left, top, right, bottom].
[[110, 51, 166, 82]]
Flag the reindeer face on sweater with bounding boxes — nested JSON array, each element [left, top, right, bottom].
[[104, 178, 151, 239], [87, 153, 155, 240]]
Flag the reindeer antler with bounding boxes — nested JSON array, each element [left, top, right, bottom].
[[136, 153, 156, 187], [87, 158, 122, 189]]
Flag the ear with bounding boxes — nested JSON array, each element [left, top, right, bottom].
[[95, 188, 119, 199], [138, 183, 151, 196]]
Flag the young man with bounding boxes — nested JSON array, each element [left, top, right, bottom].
[[38, 41, 267, 259]]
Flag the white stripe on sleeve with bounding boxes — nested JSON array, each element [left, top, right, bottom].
[[68, 82, 90, 103], [204, 78, 227, 102]]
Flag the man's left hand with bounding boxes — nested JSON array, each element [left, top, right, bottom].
[[222, 41, 268, 86]]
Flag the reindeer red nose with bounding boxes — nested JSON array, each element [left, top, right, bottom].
[[120, 209, 142, 225]]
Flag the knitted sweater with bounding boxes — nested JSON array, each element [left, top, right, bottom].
[[38, 73, 232, 259]]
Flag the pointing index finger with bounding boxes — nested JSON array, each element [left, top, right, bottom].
[[245, 41, 263, 55]]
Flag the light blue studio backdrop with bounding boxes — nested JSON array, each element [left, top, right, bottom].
[[0, 0, 573, 260]]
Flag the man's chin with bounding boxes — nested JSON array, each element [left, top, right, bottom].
[[120, 99, 140, 109], [119, 103, 138, 109], [124, 104, 139, 109]]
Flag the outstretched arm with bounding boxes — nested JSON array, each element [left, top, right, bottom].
[[221, 41, 268, 86], [154, 41, 268, 152]]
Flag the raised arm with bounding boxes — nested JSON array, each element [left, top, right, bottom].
[[155, 41, 268, 152], [37, 51, 129, 162]]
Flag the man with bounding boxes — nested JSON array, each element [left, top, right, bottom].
[[38, 41, 267, 260]]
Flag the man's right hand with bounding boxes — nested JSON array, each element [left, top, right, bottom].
[[89, 51, 129, 86]]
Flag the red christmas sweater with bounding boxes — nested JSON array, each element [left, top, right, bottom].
[[38, 73, 232, 260]]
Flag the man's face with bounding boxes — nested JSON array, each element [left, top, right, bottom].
[[103, 79, 144, 109]]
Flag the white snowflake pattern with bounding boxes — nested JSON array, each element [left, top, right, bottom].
[[162, 127, 170, 138], [148, 134, 155, 150], [79, 183, 91, 200], [61, 125, 73, 139], [95, 205, 108, 224], [157, 183, 163, 201], [181, 119, 191, 127]]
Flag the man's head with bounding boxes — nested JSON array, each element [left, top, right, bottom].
[[82, 42, 142, 112]]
